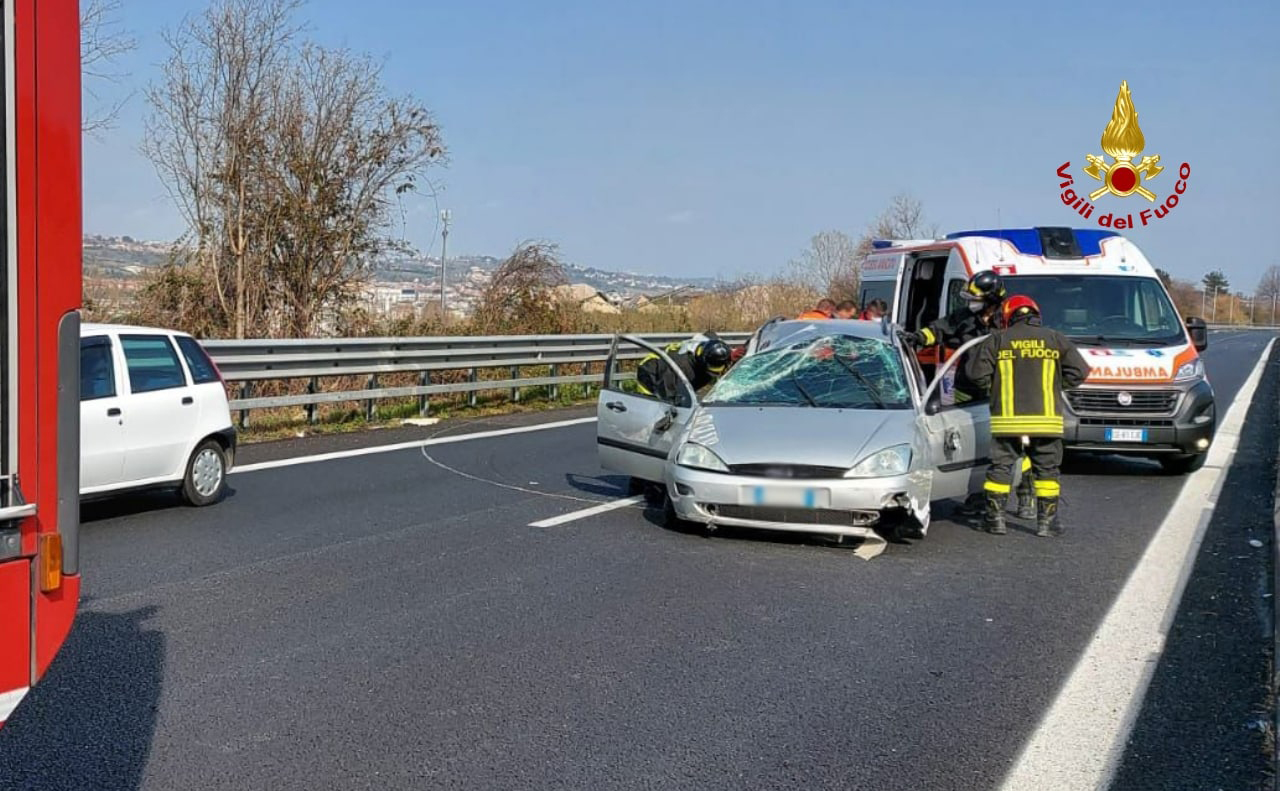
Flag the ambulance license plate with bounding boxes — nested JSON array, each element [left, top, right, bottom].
[[1104, 428, 1147, 442]]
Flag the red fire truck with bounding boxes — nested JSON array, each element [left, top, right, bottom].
[[0, 0, 83, 728]]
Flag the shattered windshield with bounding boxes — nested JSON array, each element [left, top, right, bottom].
[[703, 335, 912, 410]]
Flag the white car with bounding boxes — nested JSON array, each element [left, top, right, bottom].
[[79, 323, 236, 506]]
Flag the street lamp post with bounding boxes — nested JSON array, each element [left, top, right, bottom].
[[439, 209, 451, 323]]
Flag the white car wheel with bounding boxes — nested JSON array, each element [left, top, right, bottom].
[[183, 440, 227, 506]]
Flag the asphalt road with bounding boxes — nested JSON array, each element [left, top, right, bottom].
[[0, 330, 1275, 791]]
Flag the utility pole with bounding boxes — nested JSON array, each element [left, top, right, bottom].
[[439, 209, 451, 323], [1273, 294, 1277, 326], [1229, 293, 1234, 323]]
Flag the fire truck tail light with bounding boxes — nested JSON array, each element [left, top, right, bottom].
[[38, 534, 62, 592]]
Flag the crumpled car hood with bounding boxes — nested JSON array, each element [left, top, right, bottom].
[[686, 405, 918, 469]]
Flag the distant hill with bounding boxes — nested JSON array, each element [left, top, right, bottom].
[[82, 235, 721, 298]]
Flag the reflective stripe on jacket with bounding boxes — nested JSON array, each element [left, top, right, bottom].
[[964, 319, 1090, 437]]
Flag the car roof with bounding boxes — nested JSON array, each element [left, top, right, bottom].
[[81, 322, 191, 337]]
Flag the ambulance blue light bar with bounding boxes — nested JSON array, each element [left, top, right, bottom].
[[870, 238, 938, 249], [944, 227, 1119, 258]]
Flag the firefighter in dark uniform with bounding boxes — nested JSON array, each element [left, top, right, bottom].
[[964, 295, 1090, 536], [636, 334, 732, 402], [902, 271, 1005, 402], [900, 271, 1036, 519]]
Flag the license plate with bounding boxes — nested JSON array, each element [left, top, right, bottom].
[[1105, 428, 1147, 442], [744, 486, 828, 508]]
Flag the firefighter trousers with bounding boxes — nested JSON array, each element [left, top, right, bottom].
[[984, 436, 1063, 499]]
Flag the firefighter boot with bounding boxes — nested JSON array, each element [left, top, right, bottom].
[[956, 492, 984, 518], [983, 492, 1008, 535], [1036, 497, 1062, 537], [1015, 475, 1036, 520]]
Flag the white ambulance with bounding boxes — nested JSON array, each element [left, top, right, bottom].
[[861, 226, 1214, 474]]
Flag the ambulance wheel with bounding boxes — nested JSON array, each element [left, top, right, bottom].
[[1159, 453, 1207, 475]]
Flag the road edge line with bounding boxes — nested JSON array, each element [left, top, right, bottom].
[[230, 416, 598, 474], [998, 336, 1276, 791], [1274, 345, 1280, 791]]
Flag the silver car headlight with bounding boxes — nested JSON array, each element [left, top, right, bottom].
[[1172, 357, 1205, 382], [845, 444, 912, 478], [676, 442, 730, 473]]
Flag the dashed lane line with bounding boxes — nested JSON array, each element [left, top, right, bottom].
[[528, 496, 646, 527]]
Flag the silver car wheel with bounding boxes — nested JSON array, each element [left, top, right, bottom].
[[191, 447, 224, 498]]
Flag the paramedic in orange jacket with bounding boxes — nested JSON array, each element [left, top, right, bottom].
[[797, 298, 836, 320]]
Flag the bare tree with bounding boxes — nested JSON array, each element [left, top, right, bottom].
[[81, 0, 138, 134], [1257, 265, 1280, 301], [474, 241, 574, 335], [142, 0, 444, 338], [143, 0, 298, 337], [788, 230, 861, 301], [263, 44, 445, 336], [856, 193, 939, 258]]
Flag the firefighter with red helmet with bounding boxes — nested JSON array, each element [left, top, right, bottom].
[[965, 295, 1090, 536], [901, 271, 1018, 519]]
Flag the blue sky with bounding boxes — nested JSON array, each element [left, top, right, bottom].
[[85, 0, 1280, 291]]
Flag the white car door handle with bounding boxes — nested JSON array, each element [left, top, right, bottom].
[[107, 407, 121, 417], [605, 401, 627, 413]]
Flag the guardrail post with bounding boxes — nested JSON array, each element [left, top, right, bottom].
[[469, 368, 478, 407], [366, 374, 378, 421], [238, 382, 251, 429], [510, 365, 520, 402], [305, 377, 317, 425], [582, 361, 591, 398], [418, 371, 430, 416], [550, 364, 559, 401]]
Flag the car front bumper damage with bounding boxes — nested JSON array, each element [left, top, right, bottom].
[[665, 465, 932, 556]]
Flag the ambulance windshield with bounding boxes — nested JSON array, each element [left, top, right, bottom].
[[1001, 275, 1186, 346]]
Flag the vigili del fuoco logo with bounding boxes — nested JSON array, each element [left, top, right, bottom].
[[1055, 80, 1190, 230]]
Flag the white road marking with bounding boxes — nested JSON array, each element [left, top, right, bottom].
[[0, 686, 29, 722], [529, 495, 645, 527], [998, 337, 1276, 791], [231, 416, 597, 474]]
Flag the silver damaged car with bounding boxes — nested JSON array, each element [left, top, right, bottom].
[[596, 320, 991, 550]]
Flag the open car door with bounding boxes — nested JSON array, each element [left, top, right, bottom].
[[596, 335, 699, 484], [918, 335, 992, 500]]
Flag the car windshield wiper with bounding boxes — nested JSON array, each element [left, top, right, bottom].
[[831, 355, 886, 408], [1072, 335, 1169, 347], [789, 371, 819, 407]]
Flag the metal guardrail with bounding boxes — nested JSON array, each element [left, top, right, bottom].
[[203, 332, 752, 425], [202, 325, 1279, 426]]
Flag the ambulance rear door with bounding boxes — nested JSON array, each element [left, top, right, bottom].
[[940, 248, 972, 320], [860, 251, 905, 320]]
